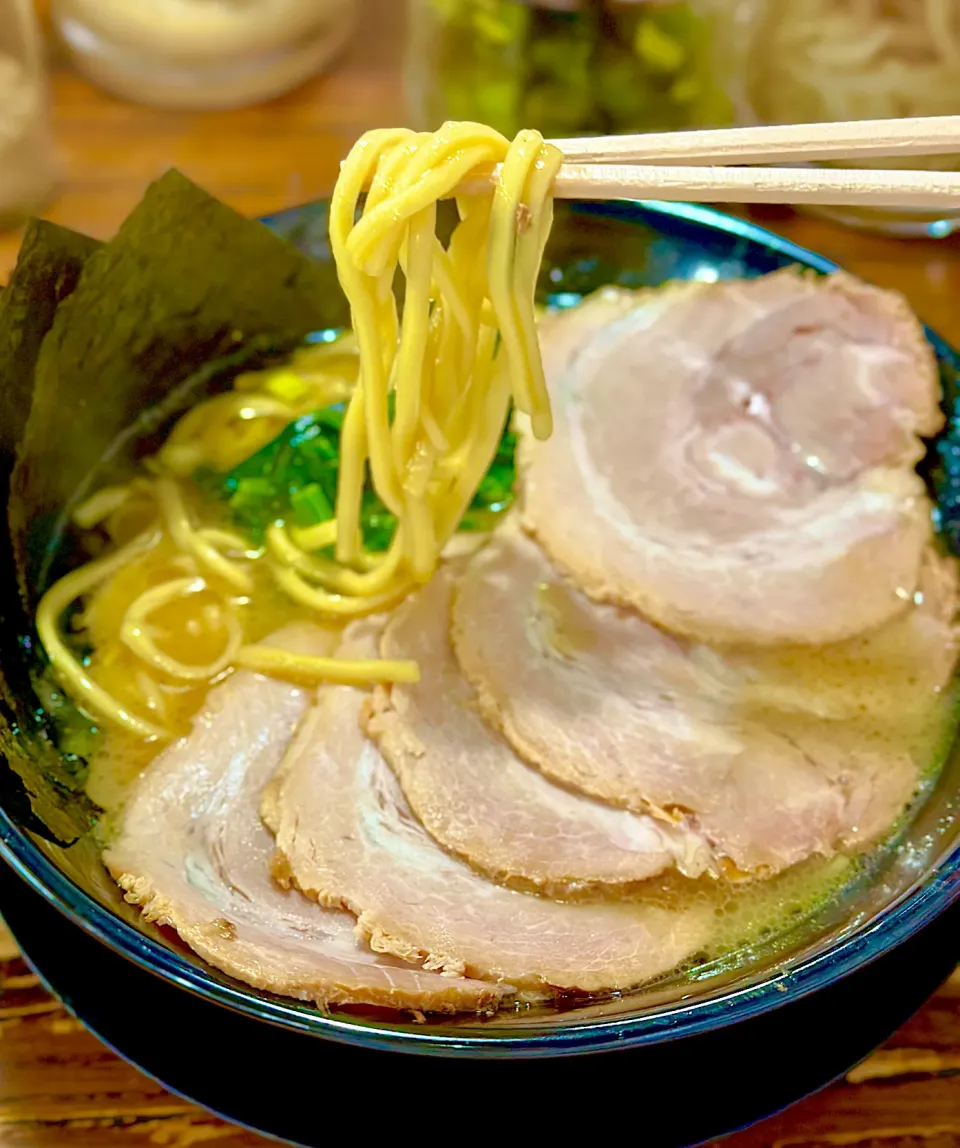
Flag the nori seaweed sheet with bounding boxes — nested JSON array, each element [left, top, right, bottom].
[[1, 171, 343, 843], [0, 220, 102, 843], [11, 169, 344, 604], [0, 221, 101, 456]]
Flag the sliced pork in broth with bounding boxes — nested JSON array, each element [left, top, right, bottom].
[[266, 626, 714, 994], [366, 565, 715, 891], [104, 627, 505, 1014], [453, 524, 950, 874], [521, 270, 943, 646]]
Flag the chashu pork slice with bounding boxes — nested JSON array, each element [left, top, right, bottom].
[[365, 565, 715, 892], [103, 625, 503, 1015], [521, 270, 943, 646], [452, 523, 950, 874], [266, 625, 713, 994]]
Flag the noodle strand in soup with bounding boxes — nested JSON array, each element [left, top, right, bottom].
[[33, 123, 563, 737]]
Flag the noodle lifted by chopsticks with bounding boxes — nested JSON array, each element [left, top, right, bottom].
[[331, 122, 561, 582], [34, 123, 562, 738]]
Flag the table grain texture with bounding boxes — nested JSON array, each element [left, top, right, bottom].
[[1, 2, 959, 1144]]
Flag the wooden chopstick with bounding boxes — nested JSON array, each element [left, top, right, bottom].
[[450, 117, 960, 208], [549, 115, 960, 167], [549, 163, 960, 209]]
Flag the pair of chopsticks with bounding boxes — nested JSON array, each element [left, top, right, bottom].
[[471, 116, 960, 209]]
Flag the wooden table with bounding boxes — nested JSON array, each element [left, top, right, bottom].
[[1, 2, 959, 1144]]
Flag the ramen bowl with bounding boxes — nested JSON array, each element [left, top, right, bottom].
[[0, 200, 958, 1147]]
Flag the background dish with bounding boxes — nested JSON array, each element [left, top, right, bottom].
[[1, 199, 958, 1141]]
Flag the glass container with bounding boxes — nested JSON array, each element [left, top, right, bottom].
[[0, 0, 57, 228], [406, 0, 748, 139], [52, 0, 358, 111], [738, 0, 960, 237]]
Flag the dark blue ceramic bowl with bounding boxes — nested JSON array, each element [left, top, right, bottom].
[[1, 200, 957, 1146]]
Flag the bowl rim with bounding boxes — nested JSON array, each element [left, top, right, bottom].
[[1, 198, 958, 1058]]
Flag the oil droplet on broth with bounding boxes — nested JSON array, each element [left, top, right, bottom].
[[603, 850, 860, 974], [701, 854, 856, 964]]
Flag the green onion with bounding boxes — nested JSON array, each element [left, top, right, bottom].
[[291, 483, 334, 528], [195, 387, 516, 551]]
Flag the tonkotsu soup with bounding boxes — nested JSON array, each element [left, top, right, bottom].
[[32, 274, 960, 1014], [14, 124, 960, 1016]]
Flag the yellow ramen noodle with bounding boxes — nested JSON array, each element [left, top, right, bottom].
[[35, 123, 563, 738]]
